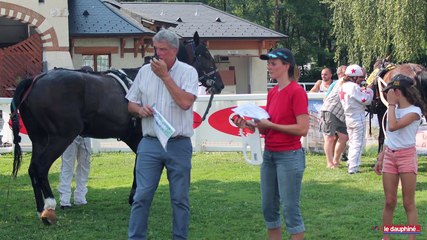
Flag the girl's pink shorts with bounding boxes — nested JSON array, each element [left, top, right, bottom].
[[382, 146, 418, 174]]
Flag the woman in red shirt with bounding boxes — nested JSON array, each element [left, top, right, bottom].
[[233, 48, 309, 240]]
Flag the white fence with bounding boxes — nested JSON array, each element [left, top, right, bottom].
[[267, 82, 315, 92], [4, 93, 427, 154], [0, 94, 327, 153]]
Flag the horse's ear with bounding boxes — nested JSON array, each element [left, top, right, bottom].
[[193, 31, 200, 47]]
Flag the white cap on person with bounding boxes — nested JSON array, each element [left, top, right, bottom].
[[345, 64, 364, 77]]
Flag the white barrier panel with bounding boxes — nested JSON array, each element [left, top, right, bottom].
[[192, 93, 326, 152], [4, 94, 425, 154], [0, 94, 324, 153], [193, 93, 267, 152]]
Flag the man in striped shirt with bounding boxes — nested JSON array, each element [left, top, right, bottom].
[[126, 29, 199, 240]]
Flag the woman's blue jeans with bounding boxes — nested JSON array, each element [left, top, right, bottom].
[[261, 148, 306, 235]]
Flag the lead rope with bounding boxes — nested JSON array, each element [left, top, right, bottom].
[[201, 92, 214, 122], [189, 41, 217, 123]]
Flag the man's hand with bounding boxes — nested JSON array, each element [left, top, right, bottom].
[[138, 105, 154, 118], [150, 58, 169, 79]]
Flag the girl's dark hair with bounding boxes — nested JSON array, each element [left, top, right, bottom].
[[401, 85, 427, 116]]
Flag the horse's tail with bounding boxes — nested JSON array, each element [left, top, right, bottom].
[[10, 78, 32, 177]]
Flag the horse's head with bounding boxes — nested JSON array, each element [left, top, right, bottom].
[[373, 56, 392, 70], [367, 59, 427, 109], [182, 32, 224, 94], [367, 57, 396, 86]]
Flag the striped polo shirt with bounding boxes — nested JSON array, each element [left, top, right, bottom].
[[126, 59, 199, 138]]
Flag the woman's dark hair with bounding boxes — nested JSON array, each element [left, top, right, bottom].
[[279, 59, 300, 81]]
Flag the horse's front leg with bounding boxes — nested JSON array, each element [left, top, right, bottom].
[[128, 178, 136, 205], [123, 129, 142, 206], [128, 154, 137, 205]]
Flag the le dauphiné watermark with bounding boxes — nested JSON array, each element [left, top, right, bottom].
[[372, 225, 422, 235]]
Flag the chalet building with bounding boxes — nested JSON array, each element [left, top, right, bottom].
[[0, 0, 72, 97], [0, 0, 286, 97], [68, 0, 154, 71]]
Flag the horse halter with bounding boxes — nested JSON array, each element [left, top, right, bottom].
[[183, 40, 220, 121], [185, 40, 220, 94]]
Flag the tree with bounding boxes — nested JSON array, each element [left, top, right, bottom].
[[323, 0, 427, 70], [209, 0, 336, 80]]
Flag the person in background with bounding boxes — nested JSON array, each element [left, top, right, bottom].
[[320, 67, 349, 168], [310, 67, 333, 93], [337, 65, 347, 78], [339, 64, 373, 174], [326, 65, 347, 96], [58, 136, 92, 208], [324, 65, 349, 163], [374, 74, 427, 240], [233, 48, 309, 240], [126, 29, 199, 240]]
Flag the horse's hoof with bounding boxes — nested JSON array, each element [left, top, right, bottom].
[[40, 209, 57, 225]]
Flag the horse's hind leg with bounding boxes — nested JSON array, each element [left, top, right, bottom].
[[28, 160, 57, 225], [28, 147, 59, 225], [28, 160, 46, 214], [30, 137, 74, 225]]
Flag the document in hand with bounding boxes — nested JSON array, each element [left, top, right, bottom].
[[232, 103, 269, 120], [153, 106, 175, 151]]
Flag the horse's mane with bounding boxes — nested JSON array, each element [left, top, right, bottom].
[[177, 42, 190, 64]]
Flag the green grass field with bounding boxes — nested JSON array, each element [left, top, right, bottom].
[[0, 151, 426, 239]]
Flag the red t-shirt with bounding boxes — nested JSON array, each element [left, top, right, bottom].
[[264, 81, 309, 151]]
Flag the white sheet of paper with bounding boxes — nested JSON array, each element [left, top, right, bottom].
[[153, 106, 175, 151], [232, 103, 269, 120]]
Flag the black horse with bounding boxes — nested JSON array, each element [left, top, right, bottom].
[[10, 32, 224, 225], [367, 59, 427, 153]]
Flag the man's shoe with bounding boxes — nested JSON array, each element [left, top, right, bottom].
[[341, 154, 348, 162], [60, 205, 71, 210]]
